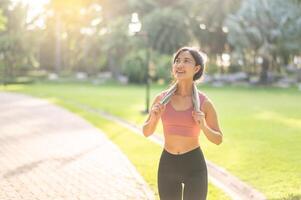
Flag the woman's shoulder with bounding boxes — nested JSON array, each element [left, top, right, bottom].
[[198, 91, 211, 109], [198, 91, 208, 101]]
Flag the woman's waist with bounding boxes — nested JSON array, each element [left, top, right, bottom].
[[164, 135, 200, 155]]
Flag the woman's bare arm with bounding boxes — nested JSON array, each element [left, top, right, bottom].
[[202, 100, 223, 145], [142, 94, 165, 137]]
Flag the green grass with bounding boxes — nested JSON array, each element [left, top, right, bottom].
[[1, 81, 301, 199]]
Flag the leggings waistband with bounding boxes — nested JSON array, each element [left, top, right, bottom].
[[163, 146, 202, 158]]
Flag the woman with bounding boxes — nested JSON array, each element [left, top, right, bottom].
[[142, 47, 223, 200]]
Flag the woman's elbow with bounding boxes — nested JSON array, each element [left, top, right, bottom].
[[215, 139, 222, 145], [142, 129, 149, 137], [215, 133, 223, 145], [142, 127, 153, 137]]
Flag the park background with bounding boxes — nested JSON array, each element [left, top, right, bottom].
[[0, 0, 301, 199]]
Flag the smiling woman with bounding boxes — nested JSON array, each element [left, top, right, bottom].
[[142, 47, 223, 200]]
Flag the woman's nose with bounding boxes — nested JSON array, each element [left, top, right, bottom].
[[176, 61, 184, 68]]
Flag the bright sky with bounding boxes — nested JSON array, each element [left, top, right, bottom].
[[10, 0, 49, 27]]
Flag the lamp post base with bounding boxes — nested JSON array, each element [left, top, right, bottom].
[[140, 110, 149, 115]]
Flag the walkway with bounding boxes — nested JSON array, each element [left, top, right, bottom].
[[0, 92, 154, 200]]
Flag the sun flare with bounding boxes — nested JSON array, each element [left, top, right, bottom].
[[11, 0, 49, 24]]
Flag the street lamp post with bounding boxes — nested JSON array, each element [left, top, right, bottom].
[[129, 13, 151, 114]]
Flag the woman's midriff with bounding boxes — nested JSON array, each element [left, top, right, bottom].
[[164, 134, 200, 155]]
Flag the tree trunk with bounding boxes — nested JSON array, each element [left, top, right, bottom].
[[259, 56, 269, 84], [297, 68, 301, 82], [55, 15, 61, 75], [108, 50, 119, 80], [2, 63, 8, 85], [282, 53, 289, 66]]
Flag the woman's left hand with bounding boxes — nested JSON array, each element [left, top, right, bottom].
[[192, 110, 206, 129]]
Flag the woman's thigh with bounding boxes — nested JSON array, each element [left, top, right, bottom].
[[183, 171, 207, 200], [158, 150, 182, 200], [158, 175, 182, 200]]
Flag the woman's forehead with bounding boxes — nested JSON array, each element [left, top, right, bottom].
[[177, 51, 193, 59]]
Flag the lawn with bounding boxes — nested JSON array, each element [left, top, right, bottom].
[[1, 81, 301, 200]]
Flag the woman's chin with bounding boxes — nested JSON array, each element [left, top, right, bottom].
[[175, 74, 185, 79], [175, 75, 190, 81]]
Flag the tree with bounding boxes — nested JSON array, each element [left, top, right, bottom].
[[185, 0, 241, 54], [40, 0, 131, 77], [100, 16, 131, 78], [0, 1, 38, 83], [43, 0, 91, 74], [225, 0, 301, 83], [143, 8, 191, 54]]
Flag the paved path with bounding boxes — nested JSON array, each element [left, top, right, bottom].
[[0, 92, 154, 200]]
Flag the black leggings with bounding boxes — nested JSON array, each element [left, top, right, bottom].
[[158, 147, 208, 200]]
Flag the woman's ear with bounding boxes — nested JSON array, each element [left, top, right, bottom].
[[194, 65, 201, 74]]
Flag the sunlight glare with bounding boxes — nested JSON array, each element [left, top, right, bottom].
[[11, 0, 49, 25]]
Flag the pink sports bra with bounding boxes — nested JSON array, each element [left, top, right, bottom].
[[160, 91, 207, 137]]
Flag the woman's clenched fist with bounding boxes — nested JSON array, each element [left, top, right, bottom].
[[150, 103, 166, 120]]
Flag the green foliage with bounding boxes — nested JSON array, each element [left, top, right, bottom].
[[206, 62, 219, 75], [225, 0, 301, 83], [143, 8, 190, 54], [1, 0, 300, 84], [122, 50, 174, 84], [226, 0, 301, 57], [128, 0, 158, 14], [151, 51, 172, 83], [101, 16, 132, 72], [0, 2, 40, 83], [0, 9, 6, 32], [187, 0, 241, 54], [122, 49, 147, 83]]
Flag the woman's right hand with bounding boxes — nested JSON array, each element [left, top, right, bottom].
[[142, 94, 166, 137], [150, 103, 166, 120]]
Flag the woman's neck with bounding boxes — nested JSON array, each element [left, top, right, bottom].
[[175, 81, 193, 96]]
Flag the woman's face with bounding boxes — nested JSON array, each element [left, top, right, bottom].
[[172, 51, 200, 81]]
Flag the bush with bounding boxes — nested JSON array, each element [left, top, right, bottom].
[[228, 64, 243, 73], [151, 51, 173, 84], [206, 62, 219, 74], [121, 49, 148, 83]]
